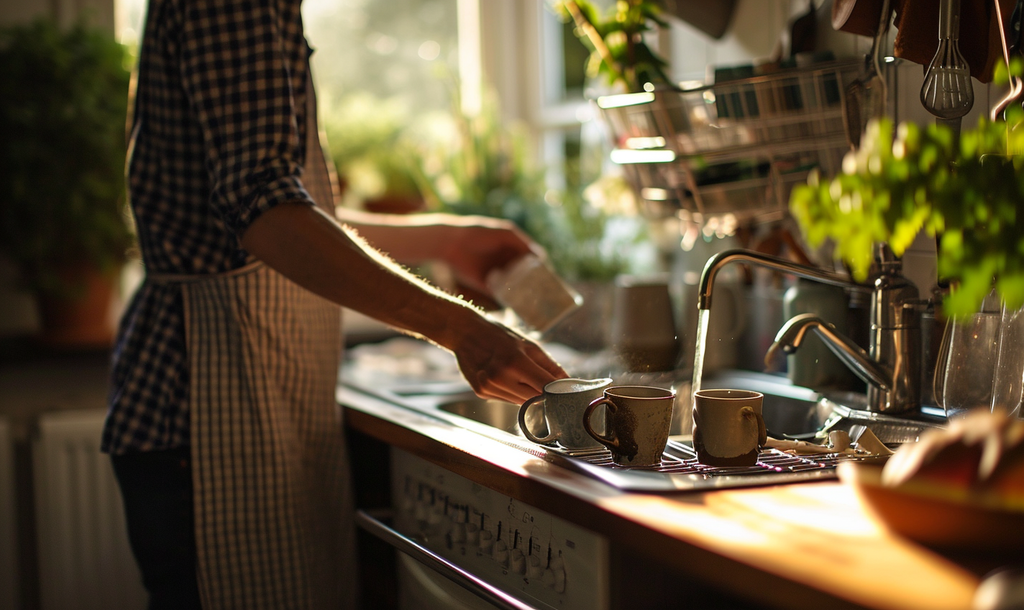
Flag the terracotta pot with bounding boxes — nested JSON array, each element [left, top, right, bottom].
[[36, 264, 119, 349]]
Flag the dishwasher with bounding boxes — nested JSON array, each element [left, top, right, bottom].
[[356, 448, 610, 610]]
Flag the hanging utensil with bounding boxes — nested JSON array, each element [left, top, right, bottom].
[[920, 0, 974, 141], [991, 0, 1023, 120], [789, 0, 817, 58], [843, 0, 891, 149]]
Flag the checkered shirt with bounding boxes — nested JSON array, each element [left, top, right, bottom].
[[103, 0, 318, 454]]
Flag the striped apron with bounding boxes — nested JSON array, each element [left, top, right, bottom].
[[152, 71, 356, 609]]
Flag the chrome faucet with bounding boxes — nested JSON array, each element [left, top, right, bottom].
[[697, 245, 921, 413]]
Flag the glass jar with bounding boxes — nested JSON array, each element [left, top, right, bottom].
[[934, 290, 1002, 419], [991, 301, 1024, 418]]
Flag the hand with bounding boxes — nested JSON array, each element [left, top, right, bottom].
[[437, 216, 545, 298], [450, 315, 567, 404]]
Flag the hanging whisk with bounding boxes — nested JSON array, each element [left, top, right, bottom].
[[920, 0, 974, 135]]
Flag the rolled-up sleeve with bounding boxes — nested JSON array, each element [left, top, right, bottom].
[[177, 0, 313, 236]]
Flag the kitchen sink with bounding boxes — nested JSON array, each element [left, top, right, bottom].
[[436, 397, 529, 437], [428, 370, 945, 448], [348, 369, 948, 492], [428, 371, 830, 441]]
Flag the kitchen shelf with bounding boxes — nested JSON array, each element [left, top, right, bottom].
[[597, 58, 861, 223]]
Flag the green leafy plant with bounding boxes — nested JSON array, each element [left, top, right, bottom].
[[551, 0, 672, 93], [0, 18, 134, 297], [321, 92, 425, 207], [418, 83, 643, 282], [789, 61, 1024, 318]]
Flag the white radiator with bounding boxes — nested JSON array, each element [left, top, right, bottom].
[[33, 409, 147, 610], [0, 417, 18, 610]]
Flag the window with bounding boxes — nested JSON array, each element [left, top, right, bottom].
[[303, 0, 459, 116]]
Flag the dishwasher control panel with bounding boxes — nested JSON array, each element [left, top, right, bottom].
[[391, 448, 609, 610]]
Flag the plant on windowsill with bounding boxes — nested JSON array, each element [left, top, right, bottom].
[[551, 0, 673, 94], [0, 18, 135, 347], [416, 83, 647, 288], [788, 62, 1024, 319]]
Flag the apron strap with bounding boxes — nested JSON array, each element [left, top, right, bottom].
[[146, 260, 264, 285]]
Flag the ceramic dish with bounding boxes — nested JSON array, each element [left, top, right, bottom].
[[838, 461, 1024, 552]]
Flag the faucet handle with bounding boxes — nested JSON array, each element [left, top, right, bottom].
[[874, 242, 900, 267]]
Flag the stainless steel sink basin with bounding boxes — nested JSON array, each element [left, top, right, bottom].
[[424, 370, 944, 450], [429, 371, 827, 441], [437, 396, 544, 438], [698, 370, 945, 443]]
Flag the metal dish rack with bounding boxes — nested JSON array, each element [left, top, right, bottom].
[[533, 439, 879, 493], [596, 59, 862, 223], [560, 439, 864, 475]]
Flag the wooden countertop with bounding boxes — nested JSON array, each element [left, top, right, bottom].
[[339, 385, 990, 610]]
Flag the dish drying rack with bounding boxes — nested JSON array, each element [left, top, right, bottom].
[[596, 59, 862, 224], [533, 439, 877, 493], [561, 439, 864, 474]]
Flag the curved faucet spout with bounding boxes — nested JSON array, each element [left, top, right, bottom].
[[766, 313, 891, 392], [698, 249, 863, 310], [694, 244, 920, 413]]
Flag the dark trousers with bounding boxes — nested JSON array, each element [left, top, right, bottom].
[[111, 447, 202, 610]]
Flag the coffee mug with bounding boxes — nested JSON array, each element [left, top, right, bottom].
[[692, 389, 767, 467], [518, 378, 613, 449], [583, 386, 676, 467]]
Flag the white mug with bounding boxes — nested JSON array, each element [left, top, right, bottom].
[[692, 389, 767, 467], [518, 378, 613, 449]]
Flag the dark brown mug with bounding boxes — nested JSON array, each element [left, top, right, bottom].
[[583, 386, 675, 467]]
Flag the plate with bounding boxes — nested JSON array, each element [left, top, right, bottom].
[[837, 461, 1024, 552]]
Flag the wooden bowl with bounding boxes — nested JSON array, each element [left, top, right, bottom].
[[838, 461, 1024, 552]]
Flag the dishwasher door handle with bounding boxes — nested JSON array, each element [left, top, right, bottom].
[[354, 509, 542, 610]]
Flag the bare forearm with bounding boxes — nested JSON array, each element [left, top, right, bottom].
[[333, 207, 457, 263], [240, 202, 478, 348]]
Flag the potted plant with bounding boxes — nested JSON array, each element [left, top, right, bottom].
[[0, 18, 134, 347], [551, 0, 673, 93], [788, 63, 1024, 319]]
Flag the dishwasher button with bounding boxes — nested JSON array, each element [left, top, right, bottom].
[[478, 529, 494, 554], [549, 556, 566, 593], [510, 548, 526, 574], [527, 555, 544, 580], [451, 522, 466, 544], [541, 568, 556, 589], [493, 540, 509, 568]]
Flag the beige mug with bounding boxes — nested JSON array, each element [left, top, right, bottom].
[[583, 386, 676, 467], [518, 377, 613, 449], [692, 389, 768, 467]]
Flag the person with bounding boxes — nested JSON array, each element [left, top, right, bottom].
[[101, 1, 568, 609]]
